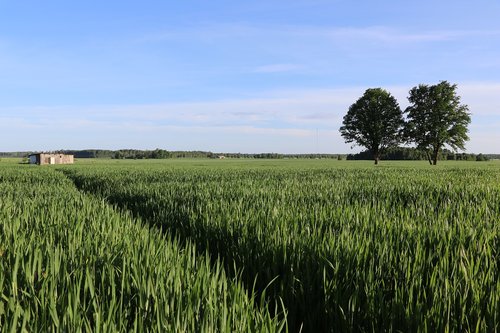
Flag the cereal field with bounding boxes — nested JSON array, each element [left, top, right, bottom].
[[1, 159, 499, 332]]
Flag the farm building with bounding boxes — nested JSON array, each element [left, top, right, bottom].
[[29, 153, 74, 165]]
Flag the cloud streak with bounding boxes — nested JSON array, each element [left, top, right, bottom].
[[1, 82, 499, 152], [254, 63, 303, 73], [141, 23, 500, 46]]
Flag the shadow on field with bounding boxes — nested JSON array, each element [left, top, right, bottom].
[[59, 169, 362, 332], [60, 168, 453, 333]]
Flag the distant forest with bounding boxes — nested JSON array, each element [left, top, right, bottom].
[[346, 147, 493, 162], [0, 149, 342, 160], [0, 148, 497, 161]]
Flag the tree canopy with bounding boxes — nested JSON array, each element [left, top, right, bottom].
[[340, 88, 404, 164], [404, 81, 471, 165]]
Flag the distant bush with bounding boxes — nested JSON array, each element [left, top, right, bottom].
[[347, 147, 489, 162], [476, 153, 489, 161]]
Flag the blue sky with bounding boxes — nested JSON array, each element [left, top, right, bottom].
[[1, 1, 499, 153]]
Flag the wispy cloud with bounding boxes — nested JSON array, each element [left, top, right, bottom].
[[323, 27, 452, 43], [140, 23, 500, 45], [458, 83, 500, 116], [1, 82, 499, 152], [3, 82, 498, 127], [254, 63, 303, 73], [323, 27, 500, 43]]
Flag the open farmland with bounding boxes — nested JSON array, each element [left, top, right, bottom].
[[0, 164, 285, 332], [1, 159, 500, 332]]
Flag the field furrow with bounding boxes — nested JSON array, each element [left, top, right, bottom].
[[0, 166, 285, 332], [60, 161, 500, 332]]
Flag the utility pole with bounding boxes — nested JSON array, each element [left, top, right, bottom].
[[316, 128, 319, 157]]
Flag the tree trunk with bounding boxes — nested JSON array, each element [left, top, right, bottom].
[[373, 151, 380, 165], [432, 146, 439, 165], [426, 151, 432, 165]]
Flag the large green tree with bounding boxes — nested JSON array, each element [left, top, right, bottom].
[[340, 88, 404, 164], [405, 81, 471, 165]]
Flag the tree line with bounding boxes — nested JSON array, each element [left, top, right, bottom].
[[347, 147, 489, 162], [4, 150, 346, 160], [340, 81, 472, 165]]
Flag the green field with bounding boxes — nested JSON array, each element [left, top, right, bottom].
[[1, 159, 499, 332]]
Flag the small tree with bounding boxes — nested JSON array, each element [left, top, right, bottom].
[[340, 88, 404, 164], [476, 153, 489, 161], [404, 81, 471, 165]]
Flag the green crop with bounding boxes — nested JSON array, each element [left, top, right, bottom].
[[61, 160, 500, 332], [0, 166, 285, 332], [1, 158, 499, 332]]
